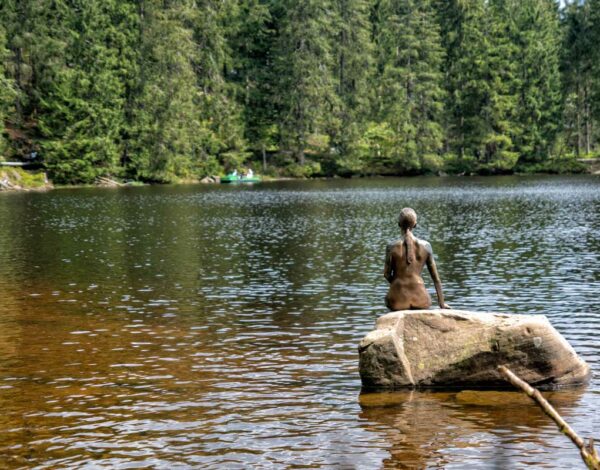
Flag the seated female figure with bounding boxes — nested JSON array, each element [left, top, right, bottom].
[[384, 208, 450, 311]]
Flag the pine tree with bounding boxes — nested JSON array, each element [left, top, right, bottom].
[[330, 0, 374, 174], [0, 0, 66, 156], [480, 0, 520, 171], [436, 0, 478, 165], [0, 25, 16, 157], [563, 0, 600, 156], [37, 0, 130, 183], [227, 0, 275, 170], [192, 0, 248, 172], [272, 0, 338, 168], [562, 0, 594, 156], [438, 0, 519, 171], [126, 0, 205, 182], [592, 0, 600, 153], [509, 0, 562, 164], [374, 0, 446, 173]]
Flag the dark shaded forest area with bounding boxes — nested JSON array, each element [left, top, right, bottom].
[[0, 0, 599, 184]]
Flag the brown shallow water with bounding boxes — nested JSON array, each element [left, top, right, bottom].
[[0, 176, 598, 469]]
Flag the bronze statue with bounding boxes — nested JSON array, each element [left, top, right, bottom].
[[384, 208, 450, 310]]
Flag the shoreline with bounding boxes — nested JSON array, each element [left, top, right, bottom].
[[0, 167, 53, 192], [1, 169, 598, 194]]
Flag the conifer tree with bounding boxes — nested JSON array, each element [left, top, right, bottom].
[[330, 0, 374, 173], [562, 0, 596, 156], [37, 0, 130, 183], [592, 0, 600, 153], [438, 0, 519, 171], [0, 26, 15, 157], [192, 0, 248, 172], [0, 0, 66, 155], [125, 0, 247, 181], [272, 0, 338, 167], [436, 0, 481, 164], [564, 0, 600, 156], [480, 0, 520, 170], [374, 0, 446, 173], [227, 0, 275, 168], [126, 0, 205, 182], [509, 0, 562, 164]]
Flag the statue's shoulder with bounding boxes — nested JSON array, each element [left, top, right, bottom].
[[416, 238, 433, 254], [386, 239, 402, 254]]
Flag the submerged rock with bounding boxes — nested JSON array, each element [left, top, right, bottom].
[[359, 310, 590, 390]]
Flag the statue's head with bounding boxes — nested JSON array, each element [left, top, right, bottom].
[[398, 208, 417, 231]]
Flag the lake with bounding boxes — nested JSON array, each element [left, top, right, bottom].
[[0, 175, 598, 468]]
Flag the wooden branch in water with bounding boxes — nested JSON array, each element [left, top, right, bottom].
[[498, 365, 600, 470]]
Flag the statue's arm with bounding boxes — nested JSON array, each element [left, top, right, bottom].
[[425, 243, 450, 309], [384, 244, 394, 283]]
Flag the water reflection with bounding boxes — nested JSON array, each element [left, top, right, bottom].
[[0, 176, 598, 468], [359, 389, 586, 469]]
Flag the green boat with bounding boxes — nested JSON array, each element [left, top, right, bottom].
[[221, 173, 261, 184]]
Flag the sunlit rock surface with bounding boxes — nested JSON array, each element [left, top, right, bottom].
[[359, 310, 590, 390]]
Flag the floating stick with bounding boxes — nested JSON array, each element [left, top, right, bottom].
[[498, 365, 600, 470]]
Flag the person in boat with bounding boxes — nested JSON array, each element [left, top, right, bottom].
[[384, 208, 450, 311], [247, 168, 254, 178]]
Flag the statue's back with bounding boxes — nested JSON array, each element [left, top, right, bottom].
[[385, 238, 432, 310], [384, 208, 449, 311]]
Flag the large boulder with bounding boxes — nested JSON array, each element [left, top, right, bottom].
[[359, 309, 590, 390]]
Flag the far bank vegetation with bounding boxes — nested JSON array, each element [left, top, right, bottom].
[[0, 0, 599, 184]]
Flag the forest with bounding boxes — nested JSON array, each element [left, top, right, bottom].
[[0, 0, 599, 184]]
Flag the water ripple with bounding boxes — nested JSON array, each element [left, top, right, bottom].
[[0, 175, 598, 468]]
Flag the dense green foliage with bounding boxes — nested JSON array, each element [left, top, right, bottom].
[[0, 25, 16, 157], [371, 0, 445, 174], [0, 0, 598, 183]]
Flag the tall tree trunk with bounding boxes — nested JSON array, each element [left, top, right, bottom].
[[14, 46, 22, 119], [577, 82, 582, 156], [585, 87, 591, 155]]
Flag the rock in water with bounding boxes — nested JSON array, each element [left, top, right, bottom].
[[359, 310, 590, 390]]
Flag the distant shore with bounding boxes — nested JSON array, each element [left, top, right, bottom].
[[0, 167, 53, 192], [1, 163, 598, 194]]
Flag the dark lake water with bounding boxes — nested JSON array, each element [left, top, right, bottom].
[[0, 175, 598, 469]]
